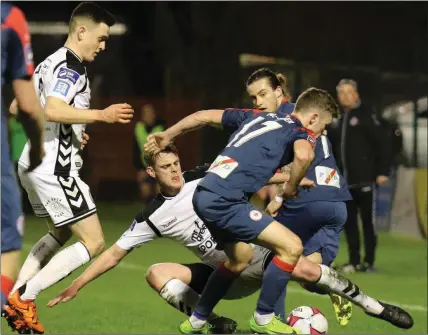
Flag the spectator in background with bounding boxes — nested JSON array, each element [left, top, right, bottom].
[[133, 104, 165, 203], [328, 79, 390, 273]]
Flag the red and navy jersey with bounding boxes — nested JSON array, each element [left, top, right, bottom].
[[286, 135, 352, 204], [274, 101, 351, 203], [199, 109, 316, 200], [1, 3, 34, 176], [1, 3, 34, 85]]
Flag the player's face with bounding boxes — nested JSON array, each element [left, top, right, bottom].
[[305, 110, 333, 137], [337, 84, 359, 109], [80, 22, 110, 62], [150, 153, 183, 195], [247, 78, 282, 112]]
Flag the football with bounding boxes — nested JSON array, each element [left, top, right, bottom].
[[286, 306, 328, 334]]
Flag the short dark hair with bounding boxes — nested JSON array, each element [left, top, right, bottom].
[[246, 68, 292, 100], [144, 144, 179, 168], [69, 2, 115, 33], [295, 87, 339, 118]]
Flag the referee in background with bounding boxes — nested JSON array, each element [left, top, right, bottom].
[[328, 79, 391, 273]]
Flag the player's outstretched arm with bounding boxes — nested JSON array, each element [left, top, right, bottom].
[[144, 109, 225, 154], [47, 244, 129, 307], [281, 139, 314, 199], [45, 96, 134, 124]]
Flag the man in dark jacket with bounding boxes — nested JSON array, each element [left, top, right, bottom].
[[328, 79, 390, 273]]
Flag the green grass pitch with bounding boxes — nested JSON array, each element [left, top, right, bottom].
[[2, 202, 427, 334]]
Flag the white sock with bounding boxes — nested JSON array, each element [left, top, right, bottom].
[[317, 264, 384, 314], [160, 279, 218, 319], [12, 233, 62, 293], [189, 314, 207, 328], [253, 311, 274, 325], [20, 242, 90, 301]]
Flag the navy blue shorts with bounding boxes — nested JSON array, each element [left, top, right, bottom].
[[192, 186, 274, 244], [276, 201, 347, 266], [1, 172, 24, 253]]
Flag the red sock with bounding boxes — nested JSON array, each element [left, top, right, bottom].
[[272, 256, 296, 273], [1, 275, 14, 298]]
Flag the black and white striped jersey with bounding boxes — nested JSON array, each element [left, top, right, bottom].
[[116, 165, 227, 264], [19, 47, 90, 177]]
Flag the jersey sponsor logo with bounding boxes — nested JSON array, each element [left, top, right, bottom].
[[250, 210, 262, 221], [208, 155, 238, 179], [315, 166, 340, 188], [57, 67, 80, 84], [53, 80, 71, 97], [192, 219, 217, 255]]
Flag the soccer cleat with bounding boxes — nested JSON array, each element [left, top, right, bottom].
[[1, 304, 32, 334], [250, 315, 300, 334], [329, 293, 352, 326], [179, 319, 212, 334], [366, 301, 414, 329], [356, 263, 378, 273], [209, 316, 237, 334], [6, 290, 44, 334]]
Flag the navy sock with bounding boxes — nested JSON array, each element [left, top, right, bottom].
[[274, 285, 287, 321], [256, 256, 295, 315], [193, 263, 237, 318]]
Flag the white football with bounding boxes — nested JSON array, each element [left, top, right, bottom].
[[286, 306, 328, 334]]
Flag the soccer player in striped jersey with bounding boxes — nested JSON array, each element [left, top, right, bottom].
[[2, 3, 134, 333]]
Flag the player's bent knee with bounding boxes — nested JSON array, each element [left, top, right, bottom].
[[145, 263, 170, 289]]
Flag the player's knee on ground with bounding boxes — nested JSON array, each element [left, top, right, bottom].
[[146, 263, 173, 291], [292, 256, 321, 282], [146, 263, 192, 292]]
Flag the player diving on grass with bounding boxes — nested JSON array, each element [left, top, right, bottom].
[[48, 91, 412, 334], [144, 87, 413, 334]]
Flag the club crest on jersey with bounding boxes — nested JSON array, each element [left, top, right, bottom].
[[349, 116, 359, 126], [250, 210, 262, 221], [53, 80, 70, 97], [57, 67, 80, 84]]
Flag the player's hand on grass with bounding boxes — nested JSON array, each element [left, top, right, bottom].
[[102, 103, 134, 124], [47, 284, 79, 307], [144, 132, 172, 155], [299, 177, 316, 190], [80, 130, 90, 150]]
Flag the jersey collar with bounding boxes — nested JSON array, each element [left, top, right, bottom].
[[63, 47, 82, 63]]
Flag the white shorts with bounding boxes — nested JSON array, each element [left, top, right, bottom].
[[18, 166, 96, 227]]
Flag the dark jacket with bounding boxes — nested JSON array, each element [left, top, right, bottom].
[[327, 103, 391, 188]]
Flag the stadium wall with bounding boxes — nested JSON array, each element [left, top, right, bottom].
[[390, 167, 427, 239]]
